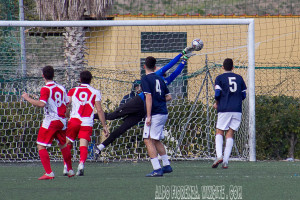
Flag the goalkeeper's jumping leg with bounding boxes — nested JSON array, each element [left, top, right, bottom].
[[94, 114, 144, 159], [94, 95, 145, 121]]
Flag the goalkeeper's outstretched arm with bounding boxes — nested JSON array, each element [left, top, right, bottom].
[[164, 60, 186, 85], [155, 53, 182, 77], [156, 46, 197, 85]]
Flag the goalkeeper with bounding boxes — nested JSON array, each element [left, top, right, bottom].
[[93, 47, 196, 158]]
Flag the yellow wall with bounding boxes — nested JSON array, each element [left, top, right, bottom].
[[85, 17, 300, 106]]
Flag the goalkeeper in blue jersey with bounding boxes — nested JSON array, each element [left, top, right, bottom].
[[94, 46, 196, 158], [212, 58, 247, 169], [119, 79, 142, 106]]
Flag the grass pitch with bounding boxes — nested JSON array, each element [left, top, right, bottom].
[[0, 161, 300, 200]]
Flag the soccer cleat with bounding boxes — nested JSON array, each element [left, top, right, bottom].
[[38, 172, 55, 180], [94, 145, 101, 160], [76, 169, 84, 176], [145, 168, 163, 177], [76, 162, 84, 176], [162, 165, 173, 174], [212, 157, 223, 168], [63, 164, 68, 176], [222, 162, 228, 169], [68, 169, 75, 177]]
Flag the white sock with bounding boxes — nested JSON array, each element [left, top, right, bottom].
[[161, 154, 170, 166], [223, 138, 234, 164], [150, 157, 161, 170], [78, 162, 84, 169], [215, 134, 223, 158], [97, 144, 105, 151]]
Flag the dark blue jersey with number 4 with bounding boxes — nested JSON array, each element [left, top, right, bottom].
[[141, 72, 170, 115], [214, 72, 247, 113]]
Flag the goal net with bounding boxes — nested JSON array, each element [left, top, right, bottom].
[[0, 19, 255, 162]]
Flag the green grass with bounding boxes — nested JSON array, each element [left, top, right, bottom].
[[1, 161, 300, 200]]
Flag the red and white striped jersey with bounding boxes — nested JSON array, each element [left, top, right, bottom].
[[39, 81, 68, 128], [68, 84, 101, 127]]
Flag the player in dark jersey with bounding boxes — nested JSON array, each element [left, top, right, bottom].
[[142, 56, 172, 177], [212, 58, 247, 169], [93, 47, 196, 158]]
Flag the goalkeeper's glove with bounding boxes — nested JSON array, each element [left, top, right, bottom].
[[182, 46, 194, 56], [183, 52, 196, 61]]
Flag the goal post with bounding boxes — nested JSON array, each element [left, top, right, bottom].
[[0, 19, 255, 162], [247, 20, 256, 162]]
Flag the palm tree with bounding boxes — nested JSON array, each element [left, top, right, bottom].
[[34, 0, 113, 86]]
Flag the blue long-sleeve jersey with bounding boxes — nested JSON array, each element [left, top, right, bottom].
[[139, 53, 186, 101]]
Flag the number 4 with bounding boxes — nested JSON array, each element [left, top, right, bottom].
[[156, 79, 161, 95], [228, 77, 237, 92]]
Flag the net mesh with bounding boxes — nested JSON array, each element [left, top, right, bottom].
[[1, 0, 300, 163], [0, 22, 252, 162]]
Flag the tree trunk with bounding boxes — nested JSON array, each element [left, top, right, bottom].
[[63, 26, 87, 88], [287, 132, 297, 159]]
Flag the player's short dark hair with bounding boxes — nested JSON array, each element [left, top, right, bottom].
[[223, 58, 233, 71], [145, 56, 156, 70], [42, 65, 54, 80], [80, 70, 92, 84]]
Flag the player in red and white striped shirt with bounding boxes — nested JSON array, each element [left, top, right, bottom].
[[66, 70, 109, 176], [22, 66, 74, 180]]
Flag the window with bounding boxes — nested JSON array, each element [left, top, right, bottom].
[[141, 32, 187, 53]]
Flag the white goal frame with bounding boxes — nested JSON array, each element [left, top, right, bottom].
[[0, 19, 256, 161]]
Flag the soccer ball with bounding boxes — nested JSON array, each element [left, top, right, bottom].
[[191, 38, 204, 51]]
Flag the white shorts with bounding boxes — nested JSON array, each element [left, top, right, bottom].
[[143, 114, 168, 140], [216, 112, 242, 131]]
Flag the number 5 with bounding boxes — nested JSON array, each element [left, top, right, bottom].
[[228, 77, 237, 92]]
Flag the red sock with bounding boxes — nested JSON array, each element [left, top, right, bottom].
[[79, 146, 88, 164], [67, 143, 73, 151], [66, 143, 73, 166], [61, 146, 73, 171], [39, 149, 52, 174]]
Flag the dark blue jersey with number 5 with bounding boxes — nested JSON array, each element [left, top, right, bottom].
[[141, 72, 170, 115], [214, 72, 247, 113]]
